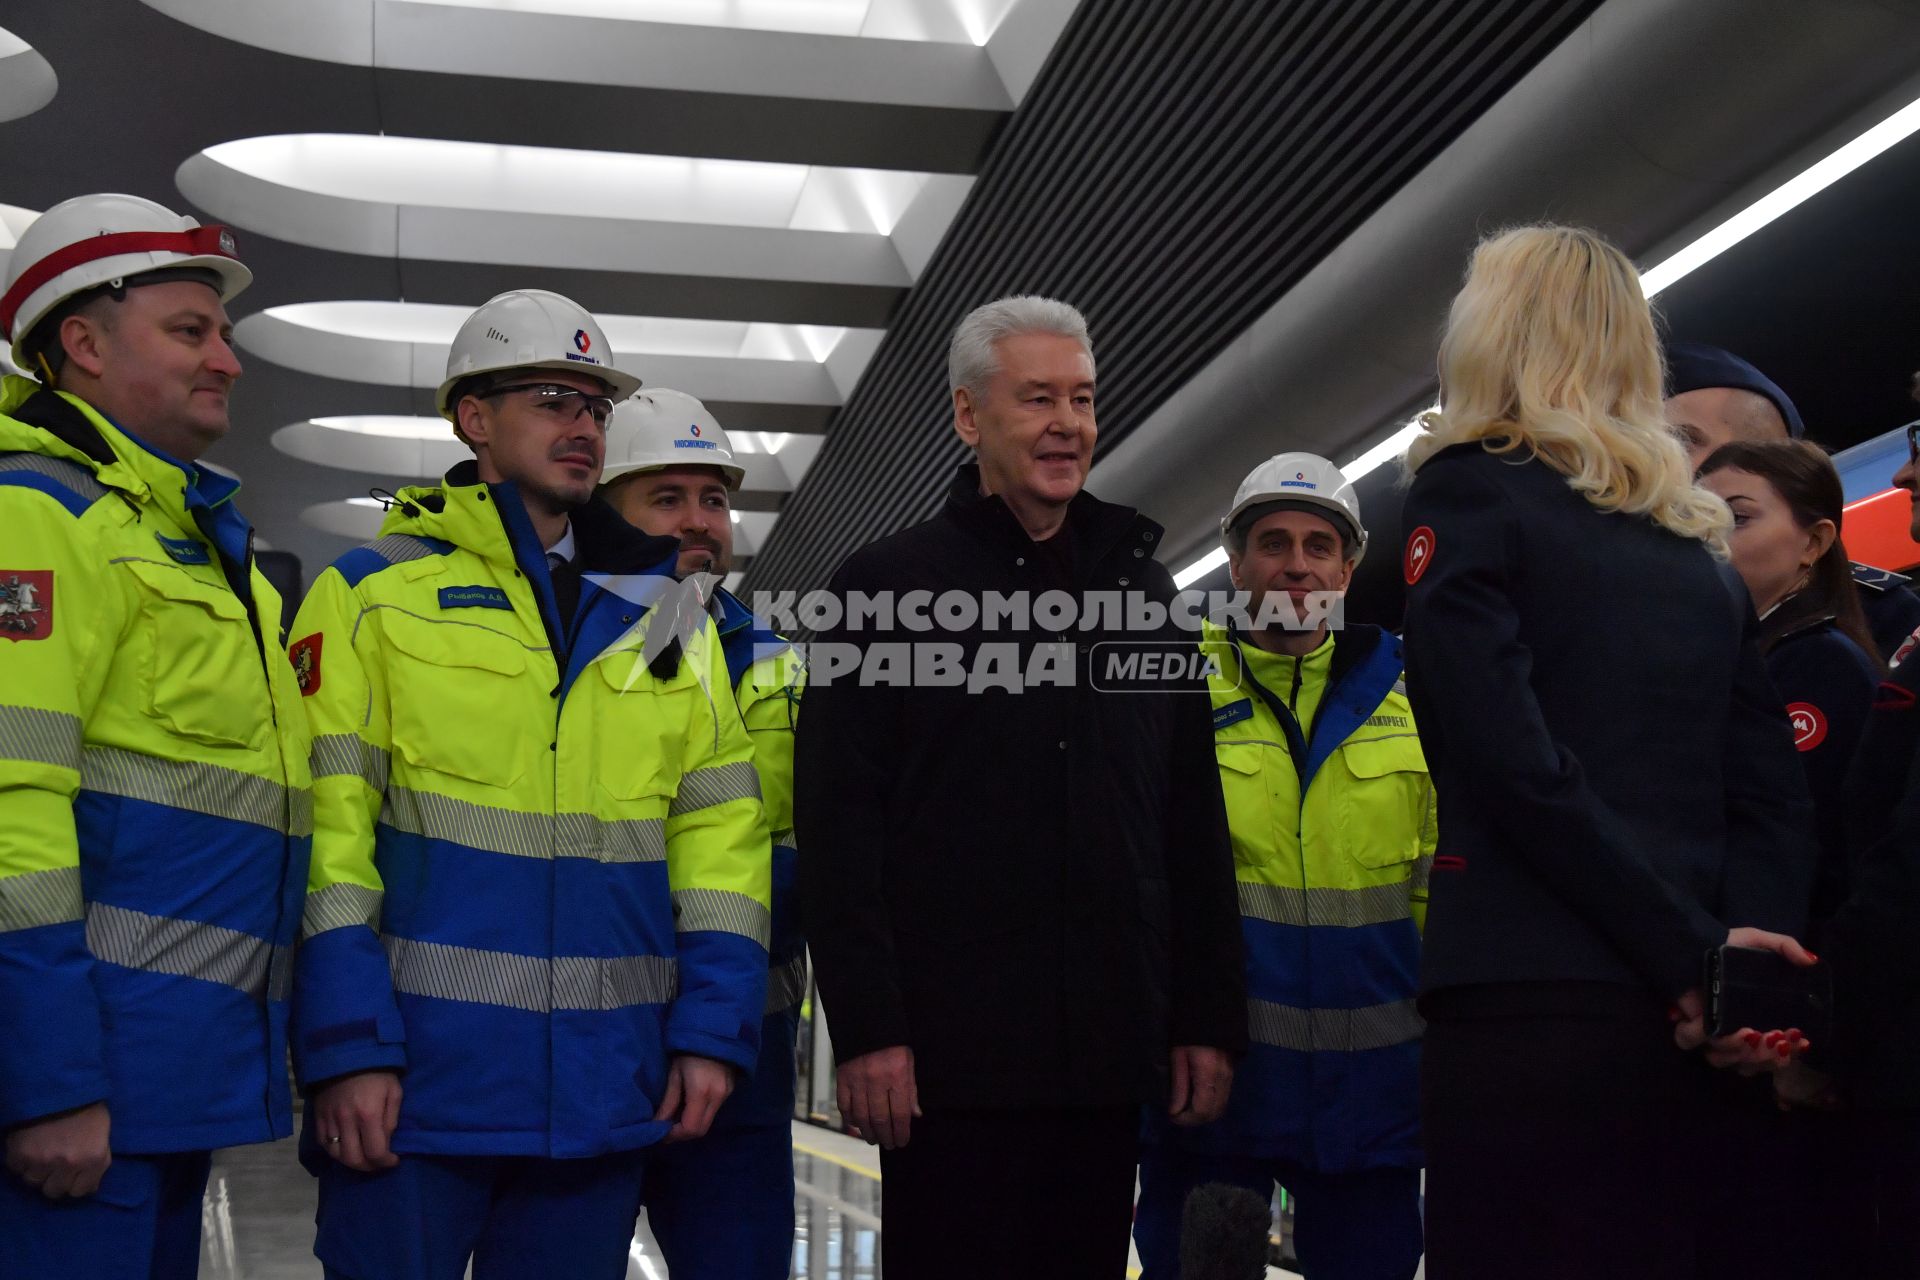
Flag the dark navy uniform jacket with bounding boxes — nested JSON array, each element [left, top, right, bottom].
[[1828, 654, 1920, 1106], [1401, 443, 1816, 1000], [1852, 563, 1920, 662], [1760, 612, 1878, 923]]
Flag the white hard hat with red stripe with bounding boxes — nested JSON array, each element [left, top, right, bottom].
[[0, 193, 252, 374], [601, 388, 745, 489]]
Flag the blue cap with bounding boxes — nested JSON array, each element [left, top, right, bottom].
[[1665, 341, 1804, 438]]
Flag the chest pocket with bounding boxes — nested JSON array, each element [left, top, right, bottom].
[[123, 558, 264, 750], [383, 612, 530, 790], [1335, 733, 1431, 868], [594, 644, 709, 802], [1215, 738, 1279, 867]]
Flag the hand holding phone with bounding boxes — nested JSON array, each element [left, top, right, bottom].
[[1705, 941, 1831, 1043]]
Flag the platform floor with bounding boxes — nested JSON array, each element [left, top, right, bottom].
[[191, 1124, 1301, 1278]]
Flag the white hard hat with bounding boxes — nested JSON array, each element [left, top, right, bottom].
[[435, 288, 641, 422], [1222, 452, 1367, 563], [601, 388, 745, 489], [0, 193, 252, 373]]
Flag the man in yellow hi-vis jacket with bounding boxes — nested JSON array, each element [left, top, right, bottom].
[[289, 290, 771, 1280], [600, 389, 806, 1280], [0, 194, 311, 1279], [1135, 453, 1433, 1280]]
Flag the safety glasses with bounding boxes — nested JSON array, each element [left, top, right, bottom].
[[480, 382, 617, 429], [1906, 418, 1920, 465]]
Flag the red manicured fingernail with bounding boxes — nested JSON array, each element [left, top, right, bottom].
[[1777, 1043, 1791, 1058], [1743, 1032, 1762, 1046], [1806, 952, 1820, 962], [1787, 1028, 1802, 1039]]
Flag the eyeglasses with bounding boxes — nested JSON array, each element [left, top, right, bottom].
[[1906, 418, 1920, 465], [480, 382, 617, 428]]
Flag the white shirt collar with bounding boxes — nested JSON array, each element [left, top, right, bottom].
[[545, 522, 576, 564]]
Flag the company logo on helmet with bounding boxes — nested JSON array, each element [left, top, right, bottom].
[[1279, 477, 1316, 488], [689, 424, 702, 437], [573, 329, 592, 354]]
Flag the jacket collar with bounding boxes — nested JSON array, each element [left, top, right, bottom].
[[712, 586, 791, 688], [382, 458, 678, 578], [941, 461, 1160, 572], [0, 374, 251, 560]]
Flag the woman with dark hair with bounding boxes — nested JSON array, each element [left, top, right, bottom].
[[1400, 225, 1820, 1279], [1699, 440, 1882, 913]]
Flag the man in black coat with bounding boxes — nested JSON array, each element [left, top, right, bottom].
[[793, 296, 1246, 1280]]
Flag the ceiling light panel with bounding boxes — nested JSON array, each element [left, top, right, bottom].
[[199, 135, 931, 234], [259, 301, 869, 364], [0, 27, 57, 124], [179, 136, 944, 285], [143, 0, 1014, 109]]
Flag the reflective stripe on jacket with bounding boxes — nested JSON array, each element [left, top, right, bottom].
[[0, 375, 311, 1152], [1152, 619, 1431, 1173], [290, 462, 770, 1159], [711, 587, 806, 1131]]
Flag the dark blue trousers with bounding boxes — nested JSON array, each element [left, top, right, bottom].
[[643, 1123, 795, 1280], [1134, 1145, 1422, 1280], [314, 1149, 647, 1280], [0, 1150, 212, 1280]]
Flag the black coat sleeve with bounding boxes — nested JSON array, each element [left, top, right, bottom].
[[1402, 459, 1725, 997], [1822, 659, 1920, 1077], [1157, 573, 1247, 1053], [792, 552, 911, 1064]]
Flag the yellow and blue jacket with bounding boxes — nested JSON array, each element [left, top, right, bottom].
[[289, 462, 770, 1159], [709, 587, 806, 1131], [0, 375, 311, 1152], [1153, 619, 1432, 1172]]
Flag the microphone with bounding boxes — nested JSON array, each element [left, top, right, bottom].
[[1178, 1182, 1273, 1280]]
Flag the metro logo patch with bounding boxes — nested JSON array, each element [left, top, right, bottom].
[[290, 632, 323, 697], [1403, 526, 1436, 586], [0, 570, 52, 641], [1785, 702, 1827, 752]]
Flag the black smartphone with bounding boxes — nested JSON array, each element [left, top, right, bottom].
[[1705, 944, 1832, 1042]]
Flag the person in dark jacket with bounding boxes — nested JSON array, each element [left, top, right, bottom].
[[793, 295, 1246, 1280], [1667, 340, 1920, 658], [1695, 439, 1882, 1278], [1699, 440, 1881, 912], [1796, 647, 1920, 1277], [1402, 227, 1820, 1280]]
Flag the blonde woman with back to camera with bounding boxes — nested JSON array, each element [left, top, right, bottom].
[[1398, 225, 1821, 1278]]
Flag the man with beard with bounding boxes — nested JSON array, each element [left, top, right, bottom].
[[600, 389, 805, 1280], [794, 295, 1245, 1279], [289, 293, 772, 1279]]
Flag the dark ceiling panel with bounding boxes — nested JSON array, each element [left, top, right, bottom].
[[392, 260, 904, 328], [741, 0, 1604, 596], [1654, 126, 1920, 451]]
